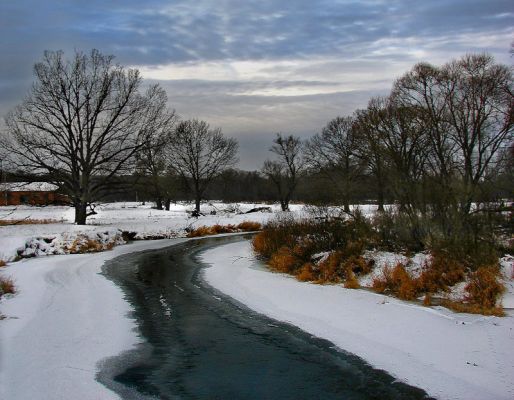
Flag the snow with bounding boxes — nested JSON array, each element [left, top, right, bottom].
[[2, 201, 511, 399], [201, 240, 514, 400], [0, 238, 183, 400], [0, 202, 290, 261]]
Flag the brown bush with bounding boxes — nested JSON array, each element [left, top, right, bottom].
[[465, 266, 505, 309], [416, 252, 466, 293], [236, 221, 262, 231], [67, 237, 115, 253], [252, 231, 276, 259], [0, 218, 59, 226], [317, 251, 345, 283], [187, 226, 212, 237], [268, 246, 300, 273], [0, 260, 6, 267], [371, 263, 417, 300], [296, 263, 317, 282], [442, 300, 504, 317], [342, 255, 373, 275], [0, 276, 15, 296], [211, 224, 236, 234], [344, 268, 360, 289]]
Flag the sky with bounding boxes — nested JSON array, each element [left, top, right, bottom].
[[0, 1, 512, 170]]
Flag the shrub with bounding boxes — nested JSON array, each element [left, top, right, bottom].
[[236, 221, 262, 231], [441, 300, 504, 317], [465, 266, 505, 309], [372, 263, 417, 300], [0, 218, 59, 226], [341, 255, 373, 275], [268, 246, 300, 274], [416, 252, 466, 294], [344, 268, 360, 289], [0, 276, 15, 297], [317, 251, 345, 283], [296, 263, 317, 282], [0, 260, 6, 267], [372, 210, 428, 252], [252, 231, 276, 259]]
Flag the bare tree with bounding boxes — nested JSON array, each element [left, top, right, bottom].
[[393, 54, 513, 215], [262, 133, 303, 211], [135, 99, 177, 210], [2, 49, 171, 224], [305, 117, 361, 212], [353, 105, 389, 211], [167, 119, 238, 214]]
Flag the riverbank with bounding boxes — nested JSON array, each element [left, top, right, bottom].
[[201, 240, 514, 400], [0, 238, 182, 400]]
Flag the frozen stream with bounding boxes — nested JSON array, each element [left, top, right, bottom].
[[101, 234, 431, 399]]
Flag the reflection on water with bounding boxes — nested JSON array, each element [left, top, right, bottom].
[[102, 236, 432, 400]]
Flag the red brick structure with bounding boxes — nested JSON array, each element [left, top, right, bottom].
[[0, 182, 69, 206]]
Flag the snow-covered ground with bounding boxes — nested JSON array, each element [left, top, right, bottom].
[[201, 240, 514, 400], [2, 202, 512, 400], [0, 238, 181, 400], [0, 202, 307, 261]]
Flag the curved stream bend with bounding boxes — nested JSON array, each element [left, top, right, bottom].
[[99, 235, 432, 400]]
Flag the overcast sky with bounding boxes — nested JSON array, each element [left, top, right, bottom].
[[1, 1, 512, 169]]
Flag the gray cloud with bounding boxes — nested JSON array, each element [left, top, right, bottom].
[[1, 0, 512, 169]]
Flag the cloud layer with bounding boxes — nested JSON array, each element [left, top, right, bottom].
[[1, 0, 512, 168]]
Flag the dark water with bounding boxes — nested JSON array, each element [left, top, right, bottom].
[[100, 235, 432, 400]]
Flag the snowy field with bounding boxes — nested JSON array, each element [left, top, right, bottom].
[[0, 202, 306, 262], [1, 202, 513, 400], [202, 241, 514, 400]]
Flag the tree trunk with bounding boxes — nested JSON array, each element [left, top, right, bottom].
[[377, 180, 385, 212], [280, 199, 289, 211], [195, 196, 201, 213], [74, 202, 88, 225], [164, 199, 171, 211], [155, 198, 163, 210]]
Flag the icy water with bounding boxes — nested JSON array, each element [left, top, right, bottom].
[[100, 235, 432, 400]]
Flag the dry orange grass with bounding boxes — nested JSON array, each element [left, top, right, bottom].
[[0, 276, 15, 296], [442, 300, 504, 317], [268, 246, 299, 273], [344, 269, 360, 289], [416, 252, 466, 293], [188, 222, 262, 238], [66, 238, 116, 254], [372, 263, 417, 300], [236, 221, 262, 231], [0, 218, 59, 226], [296, 263, 316, 282], [0, 260, 6, 267], [465, 266, 505, 309]]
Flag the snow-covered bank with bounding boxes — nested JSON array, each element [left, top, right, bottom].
[[201, 240, 514, 400], [0, 238, 184, 400]]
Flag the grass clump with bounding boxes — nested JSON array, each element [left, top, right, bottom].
[[187, 221, 262, 238], [0, 218, 59, 226], [0, 276, 15, 298], [372, 263, 418, 300]]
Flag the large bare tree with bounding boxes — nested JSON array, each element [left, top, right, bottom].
[[393, 54, 513, 215], [3, 49, 172, 224], [262, 133, 304, 211], [167, 119, 238, 214]]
